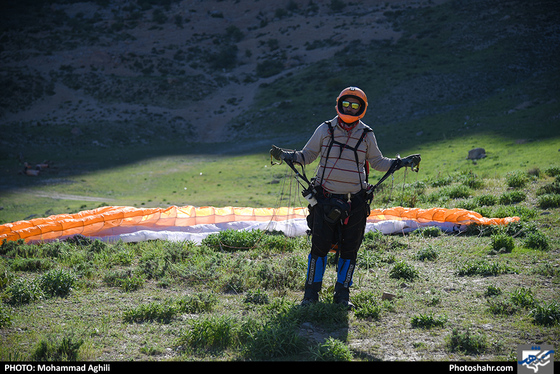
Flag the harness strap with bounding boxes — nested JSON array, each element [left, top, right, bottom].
[[320, 120, 372, 190]]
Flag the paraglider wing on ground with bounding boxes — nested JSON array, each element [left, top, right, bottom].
[[0, 205, 519, 244]]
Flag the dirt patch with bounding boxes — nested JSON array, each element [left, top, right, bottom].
[[22, 190, 113, 202]]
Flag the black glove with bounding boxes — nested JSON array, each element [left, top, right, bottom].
[[400, 154, 421, 171], [270, 145, 296, 162]]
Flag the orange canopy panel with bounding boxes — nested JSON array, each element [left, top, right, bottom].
[[0, 205, 519, 243], [368, 207, 518, 225]]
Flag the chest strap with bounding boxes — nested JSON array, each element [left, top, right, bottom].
[[320, 121, 372, 188]]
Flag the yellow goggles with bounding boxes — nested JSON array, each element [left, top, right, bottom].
[[342, 101, 360, 110]]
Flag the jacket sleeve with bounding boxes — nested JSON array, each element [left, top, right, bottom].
[[366, 132, 395, 172], [295, 123, 326, 165]]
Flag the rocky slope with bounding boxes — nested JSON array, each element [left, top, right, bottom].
[[1, 0, 435, 144], [0, 0, 558, 151]]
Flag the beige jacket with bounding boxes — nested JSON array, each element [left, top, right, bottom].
[[295, 117, 394, 195]]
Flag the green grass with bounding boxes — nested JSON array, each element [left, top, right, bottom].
[[1, 165, 559, 361], [0, 150, 293, 224], [446, 328, 488, 355], [3, 134, 558, 224], [1, 0, 559, 362], [411, 312, 447, 329], [11, 129, 555, 225]]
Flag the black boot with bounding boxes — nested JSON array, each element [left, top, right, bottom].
[[333, 282, 354, 309], [301, 282, 321, 306], [333, 258, 355, 309], [301, 254, 327, 306]]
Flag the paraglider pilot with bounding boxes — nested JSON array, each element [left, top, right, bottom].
[[270, 86, 421, 309]]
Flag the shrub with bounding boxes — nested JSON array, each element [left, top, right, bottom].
[[457, 259, 517, 276], [429, 175, 454, 187], [176, 292, 218, 313], [390, 261, 419, 281], [354, 301, 384, 320], [123, 301, 177, 323], [263, 233, 299, 252], [225, 25, 244, 43], [0, 303, 12, 328], [531, 263, 559, 277], [6, 278, 43, 305], [151, 8, 167, 24], [104, 269, 144, 291], [531, 301, 560, 325], [362, 231, 408, 251], [309, 337, 353, 361], [411, 312, 447, 329], [137, 249, 168, 280], [161, 241, 192, 263], [65, 235, 94, 246], [166, 248, 226, 286], [329, 0, 347, 12], [487, 299, 518, 315], [178, 315, 245, 351], [208, 44, 238, 70], [464, 222, 497, 237], [243, 318, 305, 360], [256, 59, 284, 78], [255, 258, 302, 290], [499, 190, 526, 205], [536, 179, 560, 195], [461, 172, 484, 189], [484, 285, 503, 297], [44, 240, 75, 257], [544, 166, 560, 177], [538, 194, 560, 209], [510, 287, 535, 308], [1, 238, 26, 256], [11, 258, 54, 272], [491, 205, 538, 220], [352, 291, 387, 320], [31, 333, 84, 361], [444, 185, 472, 199], [118, 274, 145, 292], [415, 227, 442, 238], [505, 171, 528, 188], [39, 269, 76, 298], [501, 220, 538, 238], [416, 245, 439, 261], [202, 229, 262, 251], [491, 233, 515, 253], [244, 288, 270, 305], [87, 239, 108, 253], [455, 198, 479, 211], [296, 301, 349, 327], [524, 231, 550, 250], [475, 195, 497, 206], [446, 328, 487, 354]]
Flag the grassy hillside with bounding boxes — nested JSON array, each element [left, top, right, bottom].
[[1, 0, 559, 224], [1, 0, 560, 363], [234, 0, 560, 166]]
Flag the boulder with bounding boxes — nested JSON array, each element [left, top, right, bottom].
[[467, 148, 486, 160]]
